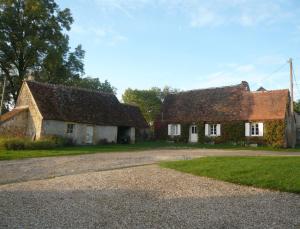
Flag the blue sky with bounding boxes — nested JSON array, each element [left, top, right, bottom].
[[57, 0, 300, 99]]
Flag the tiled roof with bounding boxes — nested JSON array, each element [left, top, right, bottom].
[[25, 81, 148, 128], [160, 82, 289, 123], [0, 107, 28, 123]]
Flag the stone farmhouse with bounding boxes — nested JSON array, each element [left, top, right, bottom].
[[0, 80, 148, 144], [155, 81, 296, 147]]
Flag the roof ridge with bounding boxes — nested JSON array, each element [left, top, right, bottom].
[[250, 89, 289, 94], [170, 82, 245, 95], [25, 80, 116, 96]]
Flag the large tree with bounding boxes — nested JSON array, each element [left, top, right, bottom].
[[0, 0, 84, 111], [69, 77, 117, 95], [122, 86, 180, 124]]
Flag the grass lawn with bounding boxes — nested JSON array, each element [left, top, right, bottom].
[[0, 141, 300, 161], [160, 156, 300, 193]]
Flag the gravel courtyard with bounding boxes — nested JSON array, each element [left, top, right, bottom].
[[1, 164, 300, 229]]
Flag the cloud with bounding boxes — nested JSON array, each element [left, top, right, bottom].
[[197, 58, 289, 91], [90, 0, 296, 27], [71, 24, 127, 46]]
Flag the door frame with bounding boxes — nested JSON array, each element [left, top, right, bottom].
[[85, 126, 94, 144], [189, 125, 198, 143]]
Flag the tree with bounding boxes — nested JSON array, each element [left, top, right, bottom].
[[294, 100, 300, 113], [122, 86, 180, 124], [0, 0, 84, 111], [69, 77, 117, 94]]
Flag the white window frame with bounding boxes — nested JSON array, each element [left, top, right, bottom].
[[205, 124, 221, 137], [250, 123, 259, 136], [245, 122, 264, 137], [168, 124, 181, 136], [210, 124, 217, 136], [66, 123, 74, 134]]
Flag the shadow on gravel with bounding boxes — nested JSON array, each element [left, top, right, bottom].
[[0, 188, 299, 228]]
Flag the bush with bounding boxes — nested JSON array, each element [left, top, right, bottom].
[[3, 138, 27, 150], [0, 135, 74, 150], [97, 138, 109, 145]]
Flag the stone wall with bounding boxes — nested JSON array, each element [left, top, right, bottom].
[[0, 110, 28, 137], [16, 83, 43, 139]]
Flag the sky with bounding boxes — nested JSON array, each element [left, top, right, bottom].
[[57, 0, 300, 100]]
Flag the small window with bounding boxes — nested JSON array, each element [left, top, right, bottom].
[[168, 124, 181, 136], [66, 124, 74, 134], [191, 126, 197, 134], [210, 124, 217, 136], [251, 123, 259, 136]]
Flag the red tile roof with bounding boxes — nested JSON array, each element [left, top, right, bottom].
[[160, 82, 289, 123]]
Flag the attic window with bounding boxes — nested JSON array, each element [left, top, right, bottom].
[[66, 124, 74, 134]]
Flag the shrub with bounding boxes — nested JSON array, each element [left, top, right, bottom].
[[97, 138, 109, 145], [25, 140, 56, 150], [0, 135, 74, 150], [3, 138, 27, 150]]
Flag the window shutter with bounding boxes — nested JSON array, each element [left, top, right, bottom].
[[177, 124, 181, 136], [205, 124, 209, 136], [245, 123, 250, 136], [168, 124, 172, 136], [217, 124, 221, 136], [258, 123, 264, 136]]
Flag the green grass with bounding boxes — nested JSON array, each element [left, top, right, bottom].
[[0, 141, 300, 161], [160, 156, 300, 193]]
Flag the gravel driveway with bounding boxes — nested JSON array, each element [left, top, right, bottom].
[[0, 165, 299, 229], [1, 148, 300, 184]]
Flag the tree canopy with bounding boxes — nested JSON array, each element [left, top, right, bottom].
[[0, 0, 116, 113], [122, 86, 180, 124]]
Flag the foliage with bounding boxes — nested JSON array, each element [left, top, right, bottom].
[[150, 86, 180, 102], [179, 123, 189, 143], [264, 120, 286, 148], [155, 120, 287, 148], [0, 0, 84, 111], [294, 100, 300, 113], [68, 77, 117, 94], [0, 135, 73, 150], [123, 88, 162, 124], [196, 122, 205, 143], [220, 121, 245, 143], [154, 121, 168, 140], [160, 156, 300, 193], [122, 86, 180, 124]]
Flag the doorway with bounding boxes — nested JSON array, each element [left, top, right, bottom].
[[86, 126, 94, 144], [190, 125, 198, 143]]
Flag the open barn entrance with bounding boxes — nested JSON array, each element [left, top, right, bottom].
[[117, 126, 131, 144]]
